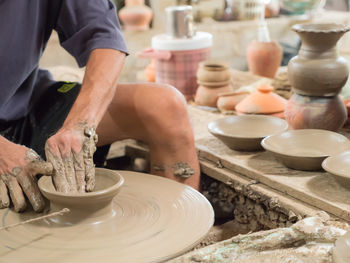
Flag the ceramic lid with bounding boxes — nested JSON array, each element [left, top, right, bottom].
[[235, 84, 287, 114], [152, 31, 213, 51]]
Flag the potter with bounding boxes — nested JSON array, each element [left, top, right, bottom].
[[0, 0, 201, 213]]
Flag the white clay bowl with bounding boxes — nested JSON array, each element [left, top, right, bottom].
[[322, 151, 350, 190], [262, 129, 350, 171], [38, 168, 124, 224], [208, 115, 289, 151]]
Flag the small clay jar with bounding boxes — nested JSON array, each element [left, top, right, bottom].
[[118, 0, 153, 31], [288, 23, 350, 97], [246, 40, 283, 78], [235, 84, 287, 115], [145, 59, 156, 82], [284, 93, 347, 131], [217, 91, 249, 112], [195, 84, 232, 107], [197, 61, 231, 83]]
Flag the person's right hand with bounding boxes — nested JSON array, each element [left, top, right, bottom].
[[0, 141, 52, 212]]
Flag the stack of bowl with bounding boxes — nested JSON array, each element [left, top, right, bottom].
[[194, 60, 232, 107]]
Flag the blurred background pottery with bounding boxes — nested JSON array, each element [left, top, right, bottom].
[[195, 84, 231, 107], [280, 0, 326, 15], [145, 59, 156, 82], [288, 23, 350, 97], [284, 94, 347, 131], [197, 60, 231, 83], [246, 40, 283, 78], [217, 91, 249, 112], [235, 84, 287, 117], [195, 60, 232, 107], [118, 0, 153, 31], [344, 99, 350, 117], [265, 0, 280, 18]]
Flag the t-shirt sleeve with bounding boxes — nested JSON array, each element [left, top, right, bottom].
[[55, 0, 128, 67]]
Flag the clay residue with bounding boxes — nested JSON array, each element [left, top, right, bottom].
[[45, 125, 97, 193], [152, 162, 195, 178], [173, 162, 195, 178], [171, 215, 346, 263]]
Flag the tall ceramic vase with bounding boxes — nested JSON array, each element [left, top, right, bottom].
[[285, 23, 350, 131], [118, 0, 153, 31]]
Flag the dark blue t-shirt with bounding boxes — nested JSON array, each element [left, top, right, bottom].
[[0, 0, 128, 121]]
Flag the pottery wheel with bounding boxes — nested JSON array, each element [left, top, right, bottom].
[[0, 171, 214, 263]]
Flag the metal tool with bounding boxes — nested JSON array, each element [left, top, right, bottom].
[[165, 5, 196, 38]]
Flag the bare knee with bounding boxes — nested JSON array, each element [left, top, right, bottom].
[[137, 84, 193, 145]]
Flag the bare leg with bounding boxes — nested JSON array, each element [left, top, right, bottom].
[[96, 83, 200, 189]]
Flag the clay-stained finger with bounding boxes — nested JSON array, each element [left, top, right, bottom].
[[28, 161, 53, 176], [17, 170, 45, 212], [83, 130, 97, 192], [45, 146, 70, 193], [63, 155, 77, 192], [0, 180, 10, 208], [1, 174, 26, 212], [73, 151, 86, 193]]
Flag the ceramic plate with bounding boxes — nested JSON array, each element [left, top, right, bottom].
[[0, 171, 214, 263], [322, 151, 350, 189], [208, 115, 289, 151], [262, 129, 350, 171]]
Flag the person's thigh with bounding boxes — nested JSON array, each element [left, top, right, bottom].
[[96, 82, 186, 146]]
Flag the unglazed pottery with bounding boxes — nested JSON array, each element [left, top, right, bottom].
[[284, 93, 347, 131], [118, 0, 153, 31], [261, 129, 350, 171], [288, 23, 350, 96], [217, 91, 249, 112], [38, 168, 124, 224], [246, 40, 283, 78], [1, 170, 214, 263], [322, 152, 350, 190], [235, 84, 287, 115], [195, 84, 232, 107], [208, 115, 288, 151], [344, 99, 350, 117], [197, 61, 231, 84], [145, 59, 156, 82]]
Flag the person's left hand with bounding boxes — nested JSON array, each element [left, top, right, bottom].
[[45, 124, 98, 193]]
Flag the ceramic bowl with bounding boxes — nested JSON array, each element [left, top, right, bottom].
[[322, 151, 350, 190], [38, 168, 124, 224], [262, 129, 350, 171], [208, 115, 289, 151]]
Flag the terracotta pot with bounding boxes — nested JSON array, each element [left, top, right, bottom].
[[118, 0, 153, 31], [288, 23, 350, 97], [246, 40, 283, 78], [344, 99, 350, 117], [195, 84, 232, 107], [217, 91, 249, 112], [145, 59, 156, 82], [197, 60, 231, 83], [235, 84, 287, 114], [284, 93, 347, 131]]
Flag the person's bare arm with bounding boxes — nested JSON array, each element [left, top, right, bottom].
[[45, 49, 126, 192]]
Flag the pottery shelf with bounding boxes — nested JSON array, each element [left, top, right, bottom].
[[109, 105, 350, 223]]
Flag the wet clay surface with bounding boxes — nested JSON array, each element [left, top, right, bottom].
[[45, 125, 97, 193], [0, 170, 213, 263]]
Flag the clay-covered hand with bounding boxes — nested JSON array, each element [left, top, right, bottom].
[[45, 123, 98, 193], [0, 145, 53, 212]]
